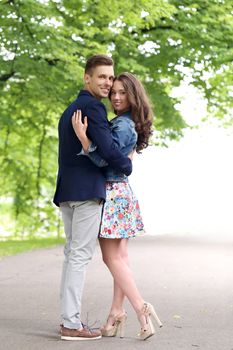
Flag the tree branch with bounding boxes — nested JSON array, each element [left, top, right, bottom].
[[0, 71, 15, 81], [36, 118, 46, 198]]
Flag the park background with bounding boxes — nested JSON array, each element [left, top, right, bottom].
[[0, 0, 232, 254]]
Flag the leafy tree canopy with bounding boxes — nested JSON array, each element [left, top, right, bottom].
[[0, 0, 232, 236]]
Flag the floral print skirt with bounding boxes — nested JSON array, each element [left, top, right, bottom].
[[99, 181, 144, 239]]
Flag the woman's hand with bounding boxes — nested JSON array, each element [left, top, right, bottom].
[[72, 110, 91, 153]]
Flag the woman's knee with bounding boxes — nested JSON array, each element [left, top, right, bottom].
[[100, 239, 127, 265], [102, 253, 116, 266], [102, 251, 122, 267]]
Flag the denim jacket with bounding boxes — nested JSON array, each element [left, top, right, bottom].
[[78, 112, 137, 181]]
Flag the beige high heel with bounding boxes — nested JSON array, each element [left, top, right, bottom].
[[101, 312, 127, 338], [137, 302, 162, 340]]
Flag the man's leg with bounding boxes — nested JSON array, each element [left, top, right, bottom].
[[60, 199, 102, 329], [60, 202, 73, 305]]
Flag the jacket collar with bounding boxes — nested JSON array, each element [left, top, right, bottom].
[[118, 111, 132, 120], [77, 89, 96, 98]]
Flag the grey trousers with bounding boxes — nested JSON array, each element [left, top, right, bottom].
[[59, 199, 103, 329]]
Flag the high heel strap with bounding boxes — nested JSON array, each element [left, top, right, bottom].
[[137, 302, 162, 340], [101, 312, 127, 338], [143, 302, 163, 328]]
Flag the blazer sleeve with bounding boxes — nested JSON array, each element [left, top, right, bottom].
[[84, 102, 132, 176]]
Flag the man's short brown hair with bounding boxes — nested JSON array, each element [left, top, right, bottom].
[[85, 54, 114, 75]]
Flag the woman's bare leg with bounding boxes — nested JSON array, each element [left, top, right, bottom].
[[99, 238, 144, 314], [107, 239, 129, 316], [99, 238, 161, 334]]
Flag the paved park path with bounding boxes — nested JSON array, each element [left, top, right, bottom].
[[0, 233, 232, 350]]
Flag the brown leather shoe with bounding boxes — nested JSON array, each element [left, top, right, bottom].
[[61, 326, 102, 340]]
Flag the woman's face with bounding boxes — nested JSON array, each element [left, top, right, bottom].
[[110, 80, 131, 114]]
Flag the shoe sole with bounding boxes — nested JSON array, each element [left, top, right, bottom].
[[142, 332, 155, 341], [61, 335, 102, 341]]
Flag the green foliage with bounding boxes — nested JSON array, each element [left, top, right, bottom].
[[0, 0, 232, 236]]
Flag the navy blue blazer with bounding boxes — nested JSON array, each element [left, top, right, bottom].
[[53, 90, 132, 206]]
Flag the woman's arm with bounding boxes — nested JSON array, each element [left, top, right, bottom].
[[72, 110, 135, 167]]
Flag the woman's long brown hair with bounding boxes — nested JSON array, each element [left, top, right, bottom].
[[110, 72, 153, 153]]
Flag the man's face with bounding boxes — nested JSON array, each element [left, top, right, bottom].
[[84, 65, 114, 100]]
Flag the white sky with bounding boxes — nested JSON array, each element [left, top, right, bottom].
[[130, 85, 233, 237]]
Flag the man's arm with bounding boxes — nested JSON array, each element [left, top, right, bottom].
[[84, 102, 132, 176]]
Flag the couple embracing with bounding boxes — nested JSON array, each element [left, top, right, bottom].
[[53, 54, 162, 341]]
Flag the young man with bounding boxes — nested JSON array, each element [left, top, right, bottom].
[[53, 55, 132, 340]]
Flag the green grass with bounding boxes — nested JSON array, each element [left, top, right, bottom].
[[0, 237, 65, 257]]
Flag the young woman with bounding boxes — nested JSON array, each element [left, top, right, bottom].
[[72, 72, 162, 340]]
